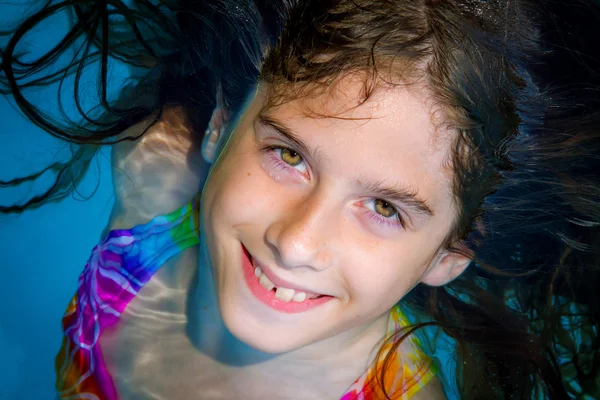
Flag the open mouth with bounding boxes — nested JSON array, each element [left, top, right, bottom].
[[252, 264, 327, 303], [241, 244, 333, 313]]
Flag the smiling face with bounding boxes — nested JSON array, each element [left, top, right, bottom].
[[201, 78, 469, 354]]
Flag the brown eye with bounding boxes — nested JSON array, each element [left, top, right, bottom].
[[375, 199, 398, 218], [281, 148, 303, 166]]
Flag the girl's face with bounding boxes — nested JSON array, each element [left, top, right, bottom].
[[201, 79, 467, 354]]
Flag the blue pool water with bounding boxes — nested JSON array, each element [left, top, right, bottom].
[[0, 3, 122, 398], [0, 91, 115, 399], [0, 142, 113, 399]]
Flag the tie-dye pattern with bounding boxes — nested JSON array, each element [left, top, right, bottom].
[[55, 196, 201, 400], [341, 306, 437, 399], [55, 196, 436, 399]]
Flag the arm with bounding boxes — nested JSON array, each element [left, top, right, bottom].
[[56, 106, 208, 400]]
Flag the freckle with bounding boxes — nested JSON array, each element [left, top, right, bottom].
[[247, 172, 251, 176]]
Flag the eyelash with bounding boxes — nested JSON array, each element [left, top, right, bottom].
[[260, 144, 406, 230], [362, 200, 406, 229], [261, 145, 308, 176]]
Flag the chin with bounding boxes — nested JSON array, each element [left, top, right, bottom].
[[215, 293, 313, 354]]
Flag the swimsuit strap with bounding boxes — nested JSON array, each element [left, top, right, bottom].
[[341, 305, 437, 399], [55, 195, 201, 400]]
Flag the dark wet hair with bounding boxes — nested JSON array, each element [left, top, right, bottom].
[[2, 0, 600, 399], [260, 0, 600, 398], [0, 0, 292, 212]]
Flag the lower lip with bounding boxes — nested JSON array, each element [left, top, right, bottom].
[[241, 245, 333, 314]]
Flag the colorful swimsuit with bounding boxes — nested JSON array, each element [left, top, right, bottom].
[[55, 196, 437, 400]]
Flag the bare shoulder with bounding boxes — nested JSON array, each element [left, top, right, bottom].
[[107, 107, 209, 231], [411, 377, 447, 400]]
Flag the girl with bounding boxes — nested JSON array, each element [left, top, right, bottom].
[[2, 0, 600, 399]]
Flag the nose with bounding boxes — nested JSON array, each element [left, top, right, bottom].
[[265, 191, 334, 271]]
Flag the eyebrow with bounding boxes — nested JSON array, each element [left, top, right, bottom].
[[256, 114, 435, 220], [360, 180, 435, 220]]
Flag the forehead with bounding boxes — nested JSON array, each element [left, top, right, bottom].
[[262, 76, 453, 149]]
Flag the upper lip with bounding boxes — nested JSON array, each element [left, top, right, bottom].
[[248, 252, 324, 296]]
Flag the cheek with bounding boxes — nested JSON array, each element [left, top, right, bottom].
[[348, 266, 413, 309], [343, 245, 430, 310], [204, 146, 278, 225]]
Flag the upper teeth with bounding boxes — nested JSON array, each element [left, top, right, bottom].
[[254, 266, 312, 303]]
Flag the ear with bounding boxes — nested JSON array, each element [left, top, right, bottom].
[[202, 89, 229, 163], [420, 248, 472, 287]]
